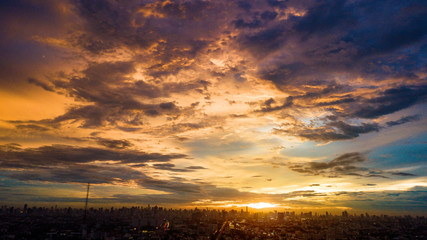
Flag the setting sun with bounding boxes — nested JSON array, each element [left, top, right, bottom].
[[248, 202, 279, 209]]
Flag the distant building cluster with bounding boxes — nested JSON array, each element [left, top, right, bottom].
[[1, 205, 426, 239]]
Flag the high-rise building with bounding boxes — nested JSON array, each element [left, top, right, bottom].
[[278, 212, 284, 222]]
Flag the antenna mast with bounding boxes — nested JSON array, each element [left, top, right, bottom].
[[84, 183, 90, 220]]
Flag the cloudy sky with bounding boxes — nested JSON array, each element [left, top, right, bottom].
[[0, 0, 426, 214]]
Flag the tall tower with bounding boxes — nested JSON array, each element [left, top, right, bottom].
[[82, 183, 90, 239], [84, 183, 90, 220]]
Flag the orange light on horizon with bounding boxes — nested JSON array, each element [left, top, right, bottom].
[[247, 202, 279, 209], [222, 202, 281, 209]]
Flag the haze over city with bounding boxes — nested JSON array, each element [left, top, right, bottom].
[[0, 0, 426, 217]]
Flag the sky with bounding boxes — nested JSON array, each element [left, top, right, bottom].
[[0, 0, 426, 214]]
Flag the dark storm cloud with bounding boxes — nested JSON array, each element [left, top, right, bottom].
[[335, 188, 427, 212], [0, 144, 186, 169], [237, 1, 251, 11], [307, 121, 379, 141], [275, 120, 380, 142], [261, 11, 278, 21], [349, 85, 427, 119], [136, 178, 202, 194], [250, 0, 426, 69], [4, 159, 208, 196], [239, 0, 426, 124], [268, 87, 426, 143], [73, 34, 115, 54], [13, 0, 425, 143], [343, 1, 427, 59], [8, 164, 144, 184], [0, 143, 22, 151], [52, 62, 141, 107], [0, 144, 217, 194], [75, 0, 140, 47], [73, 0, 229, 70], [272, 84, 425, 140], [15, 0, 233, 129], [293, 0, 357, 36], [96, 138, 133, 149], [234, 18, 262, 29], [386, 115, 421, 127], [266, 0, 287, 8], [288, 152, 417, 178], [390, 172, 416, 177], [27, 78, 55, 92], [37, 61, 207, 128], [0, 144, 232, 197], [252, 84, 355, 114], [309, 152, 365, 170], [256, 97, 293, 113], [315, 97, 356, 107], [49, 105, 144, 128], [241, 24, 288, 56], [152, 163, 194, 172]]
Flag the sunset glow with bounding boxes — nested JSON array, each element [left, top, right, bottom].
[[0, 0, 426, 215], [247, 202, 279, 209]]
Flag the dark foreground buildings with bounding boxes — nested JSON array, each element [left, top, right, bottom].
[[1, 205, 426, 239]]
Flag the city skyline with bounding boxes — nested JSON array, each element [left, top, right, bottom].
[[0, 0, 426, 215], [3, 204, 426, 239]]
